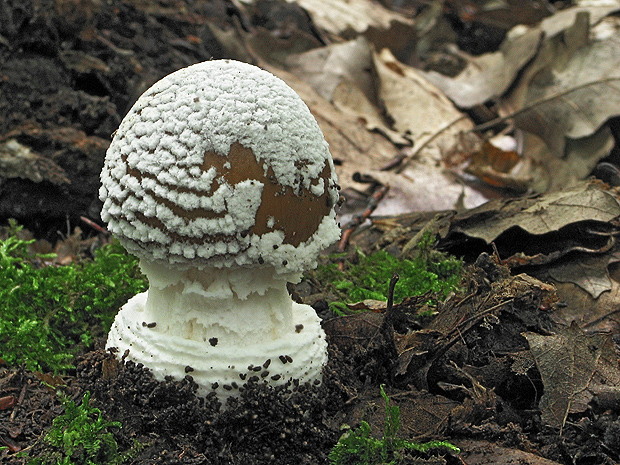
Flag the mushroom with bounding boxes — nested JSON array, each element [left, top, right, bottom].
[[99, 59, 340, 402]]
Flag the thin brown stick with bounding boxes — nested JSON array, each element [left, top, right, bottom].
[[395, 115, 467, 173], [337, 184, 390, 263], [473, 76, 620, 133], [80, 216, 108, 235], [9, 383, 27, 422], [382, 273, 400, 381]]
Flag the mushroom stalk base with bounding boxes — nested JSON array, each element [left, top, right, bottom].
[[106, 262, 328, 404]]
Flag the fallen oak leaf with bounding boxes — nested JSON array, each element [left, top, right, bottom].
[[449, 180, 620, 244], [502, 18, 620, 157], [524, 322, 620, 430]]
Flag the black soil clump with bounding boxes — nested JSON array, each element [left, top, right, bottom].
[[69, 346, 349, 465]]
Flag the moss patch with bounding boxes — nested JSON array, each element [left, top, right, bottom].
[[317, 237, 462, 315], [0, 222, 147, 373]]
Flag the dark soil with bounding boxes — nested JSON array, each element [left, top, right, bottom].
[[2, 1, 620, 464], [0, 0, 302, 240]]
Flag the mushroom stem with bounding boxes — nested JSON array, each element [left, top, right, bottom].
[[106, 260, 328, 402], [138, 260, 298, 345]]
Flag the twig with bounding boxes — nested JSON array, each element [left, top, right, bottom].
[[386, 273, 399, 313], [9, 383, 27, 422], [395, 115, 468, 174], [337, 184, 390, 268], [380, 150, 408, 171], [381, 273, 400, 348], [381, 273, 400, 380], [80, 216, 109, 235], [473, 76, 620, 133]]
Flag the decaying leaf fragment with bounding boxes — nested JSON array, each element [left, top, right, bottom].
[[394, 264, 557, 391], [456, 439, 563, 465], [421, 25, 543, 108], [524, 322, 620, 430], [322, 311, 384, 354], [547, 250, 620, 333], [284, 0, 415, 49], [0, 138, 70, 185], [512, 23, 620, 157], [464, 139, 538, 193], [449, 180, 620, 244]]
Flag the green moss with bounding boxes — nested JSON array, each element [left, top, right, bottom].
[[329, 385, 459, 464], [0, 222, 147, 373], [317, 236, 462, 315]]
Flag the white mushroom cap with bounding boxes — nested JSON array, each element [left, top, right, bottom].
[[100, 59, 340, 273]]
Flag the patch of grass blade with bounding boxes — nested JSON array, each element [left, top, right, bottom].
[[329, 385, 459, 465], [28, 390, 145, 465]]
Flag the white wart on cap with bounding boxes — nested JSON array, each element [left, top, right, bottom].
[[99, 60, 340, 403]]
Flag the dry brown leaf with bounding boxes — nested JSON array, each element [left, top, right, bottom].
[[285, 37, 408, 145], [451, 180, 620, 243], [497, 6, 620, 158], [286, 37, 375, 102], [520, 125, 614, 193], [513, 27, 620, 157], [456, 439, 563, 465], [524, 322, 620, 429], [373, 48, 474, 151], [367, 160, 492, 215], [464, 139, 534, 192], [546, 251, 615, 299], [282, 0, 415, 49], [501, 4, 620, 115], [540, 250, 620, 332], [358, 48, 490, 212], [421, 25, 543, 108], [551, 280, 620, 333]]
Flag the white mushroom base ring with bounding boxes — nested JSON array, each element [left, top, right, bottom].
[[106, 260, 328, 403]]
